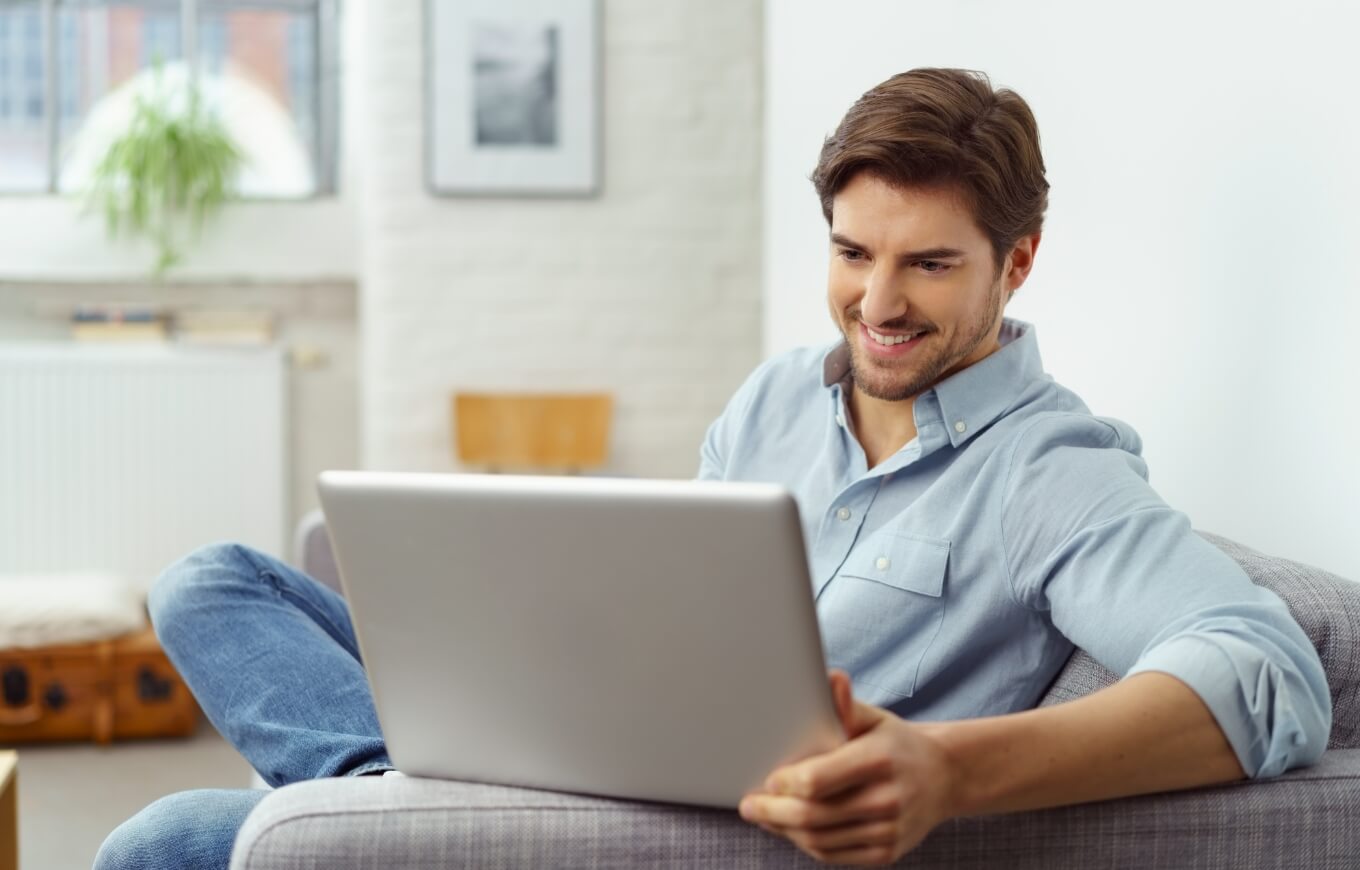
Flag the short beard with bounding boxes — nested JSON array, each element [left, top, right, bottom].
[[844, 277, 1004, 403]]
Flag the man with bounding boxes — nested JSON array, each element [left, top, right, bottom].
[[714, 68, 1329, 865], [96, 68, 1330, 869]]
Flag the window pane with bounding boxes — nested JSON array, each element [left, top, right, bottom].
[[140, 7, 178, 66], [11, 0, 330, 198], [0, 1, 48, 192], [199, 2, 319, 197], [55, 0, 182, 193]]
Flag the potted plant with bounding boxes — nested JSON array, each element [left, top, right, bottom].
[[87, 67, 243, 276]]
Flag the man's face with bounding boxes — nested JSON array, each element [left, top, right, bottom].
[[827, 173, 1020, 404]]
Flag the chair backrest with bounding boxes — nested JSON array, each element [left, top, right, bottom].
[[1040, 531, 1360, 749], [452, 392, 613, 472]]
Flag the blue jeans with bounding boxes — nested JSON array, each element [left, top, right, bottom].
[[94, 543, 394, 869]]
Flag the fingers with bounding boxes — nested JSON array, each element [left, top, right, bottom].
[[739, 778, 920, 866], [765, 732, 893, 800], [830, 669, 854, 734], [752, 815, 904, 867], [827, 668, 886, 738], [805, 843, 901, 866], [741, 780, 899, 830], [797, 820, 900, 852]]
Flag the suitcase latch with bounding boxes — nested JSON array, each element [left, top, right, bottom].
[[2, 666, 29, 707], [138, 667, 175, 703]]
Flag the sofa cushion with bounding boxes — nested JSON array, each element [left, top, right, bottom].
[[231, 749, 1360, 869], [1039, 531, 1360, 750]]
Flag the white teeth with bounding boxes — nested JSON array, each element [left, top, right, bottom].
[[867, 327, 921, 346]]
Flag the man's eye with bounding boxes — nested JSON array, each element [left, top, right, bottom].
[[838, 249, 865, 262], [918, 260, 948, 273]]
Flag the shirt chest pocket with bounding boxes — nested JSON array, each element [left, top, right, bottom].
[[819, 532, 951, 704]]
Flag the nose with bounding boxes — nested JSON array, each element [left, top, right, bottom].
[[858, 264, 909, 327]]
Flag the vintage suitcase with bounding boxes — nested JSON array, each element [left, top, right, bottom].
[[0, 627, 198, 745]]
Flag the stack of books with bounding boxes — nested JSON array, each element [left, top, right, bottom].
[[70, 305, 170, 342], [69, 305, 276, 345], [174, 309, 275, 345]]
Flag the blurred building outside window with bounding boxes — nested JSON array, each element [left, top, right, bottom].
[[0, 0, 337, 197], [0, 2, 45, 190]]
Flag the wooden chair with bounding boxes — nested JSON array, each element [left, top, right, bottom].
[[452, 392, 613, 474]]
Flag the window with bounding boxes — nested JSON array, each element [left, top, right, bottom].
[[140, 10, 179, 66], [194, 0, 329, 196], [0, 2, 45, 191], [56, 13, 75, 117], [0, 0, 338, 196]]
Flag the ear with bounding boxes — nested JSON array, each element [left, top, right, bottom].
[[1003, 232, 1042, 297]]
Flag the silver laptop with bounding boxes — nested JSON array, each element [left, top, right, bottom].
[[316, 470, 843, 808]]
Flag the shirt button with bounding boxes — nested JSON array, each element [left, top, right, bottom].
[[835, 414, 846, 427], [836, 507, 851, 521], [954, 420, 967, 433], [875, 556, 890, 571]]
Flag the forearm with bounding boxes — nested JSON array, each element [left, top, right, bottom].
[[920, 671, 1247, 819]]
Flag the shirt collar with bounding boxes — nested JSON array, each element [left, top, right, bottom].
[[821, 318, 1045, 449]]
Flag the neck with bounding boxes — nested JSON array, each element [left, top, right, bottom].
[[847, 387, 919, 469]]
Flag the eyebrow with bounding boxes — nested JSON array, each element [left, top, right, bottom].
[[829, 232, 966, 262]]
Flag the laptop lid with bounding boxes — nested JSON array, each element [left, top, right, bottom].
[[316, 470, 843, 808]]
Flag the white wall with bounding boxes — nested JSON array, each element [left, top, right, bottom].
[[766, 1, 1360, 579], [352, 0, 764, 478], [0, 197, 355, 281]]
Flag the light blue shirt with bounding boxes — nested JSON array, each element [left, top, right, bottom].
[[699, 318, 1330, 778]]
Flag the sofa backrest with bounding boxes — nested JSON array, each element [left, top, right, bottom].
[[1039, 531, 1359, 750]]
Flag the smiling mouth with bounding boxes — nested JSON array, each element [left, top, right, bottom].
[[864, 325, 927, 346]]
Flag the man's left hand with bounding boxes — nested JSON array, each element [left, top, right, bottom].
[[737, 670, 957, 866]]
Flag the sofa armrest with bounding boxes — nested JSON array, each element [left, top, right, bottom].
[[231, 749, 1360, 870], [291, 508, 343, 596]]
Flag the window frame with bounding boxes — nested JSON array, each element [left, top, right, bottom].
[[5, 0, 339, 197]]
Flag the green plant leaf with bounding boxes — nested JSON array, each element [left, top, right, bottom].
[[84, 64, 244, 277]]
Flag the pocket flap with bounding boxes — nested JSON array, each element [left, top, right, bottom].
[[840, 532, 950, 597]]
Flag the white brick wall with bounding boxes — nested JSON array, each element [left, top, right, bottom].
[[352, 0, 764, 478]]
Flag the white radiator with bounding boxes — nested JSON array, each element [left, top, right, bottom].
[[0, 343, 287, 592]]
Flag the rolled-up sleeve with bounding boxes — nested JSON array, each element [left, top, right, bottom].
[[1002, 416, 1332, 778]]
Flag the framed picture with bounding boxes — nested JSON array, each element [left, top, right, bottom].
[[426, 0, 601, 196]]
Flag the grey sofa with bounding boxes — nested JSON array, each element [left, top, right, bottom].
[[228, 514, 1360, 869]]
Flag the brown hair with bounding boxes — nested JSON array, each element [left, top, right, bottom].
[[811, 68, 1049, 268]]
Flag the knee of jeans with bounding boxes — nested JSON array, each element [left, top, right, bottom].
[[93, 790, 240, 870], [92, 807, 161, 870], [147, 542, 263, 638]]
